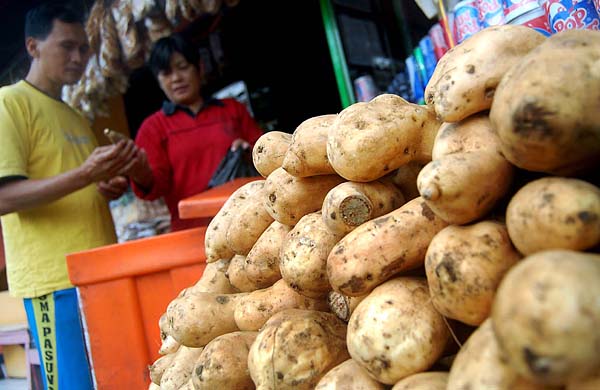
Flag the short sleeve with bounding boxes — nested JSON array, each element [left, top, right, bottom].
[[0, 93, 30, 179]]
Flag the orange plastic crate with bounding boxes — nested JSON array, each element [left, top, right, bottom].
[[66, 227, 207, 389]]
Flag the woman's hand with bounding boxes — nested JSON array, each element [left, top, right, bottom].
[[231, 138, 250, 151]]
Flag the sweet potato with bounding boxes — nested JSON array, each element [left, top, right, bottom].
[[226, 182, 274, 256], [392, 372, 449, 390], [417, 113, 514, 224], [425, 25, 546, 122], [282, 114, 337, 177], [184, 258, 238, 295], [447, 319, 553, 390], [159, 312, 170, 340], [248, 309, 349, 390], [192, 331, 257, 390], [322, 180, 405, 235], [234, 279, 329, 331], [252, 131, 292, 177], [315, 359, 386, 390], [490, 30, 600, 175], [264, 167, 345, 225], [149, 352, 177, 385], [425, 221, 521, 326], [506, 177, 600, 255], [492, 250, 600, 385], [167, 291, 247, 347], [244, 220, 291, 289], [347, 277, 450, 384], [205, 180, 265, 262], [226, 255, 256, 292], [327, 291, 368, 323], [328, 197, 448, 297], [159, 335, 180, 355], [327, 94, 441, 182], [568, 375, 600, 390], [391, 161, 425, 201], [280, 212, 344, 298], [159, 346, 203, 390]]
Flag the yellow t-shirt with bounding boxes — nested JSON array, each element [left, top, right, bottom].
[[0, 81, 117, 298]]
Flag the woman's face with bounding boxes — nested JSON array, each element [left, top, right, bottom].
[[157, 52, 202, 106]]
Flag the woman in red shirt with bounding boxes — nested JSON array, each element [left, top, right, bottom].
[[126, 34, 263, 231]]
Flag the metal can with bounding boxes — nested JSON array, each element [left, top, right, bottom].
[[502, 0, 540, 22], [429, 23, 449, 60], [405, 56, 424, 104], [477, 0, 506, 27], [454, 0, 482, 43], [545, 0, 600, 32], [354, 75, 379, 103], [508, 6, 552, 35]]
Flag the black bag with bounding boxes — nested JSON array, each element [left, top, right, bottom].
[[207, 147, 261, 189]]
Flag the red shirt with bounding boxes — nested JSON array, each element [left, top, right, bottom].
[[131, 98, 263, 231]]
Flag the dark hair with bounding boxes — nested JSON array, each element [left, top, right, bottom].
[[148, 34, 200, 77], [25, 2, 84, 40]]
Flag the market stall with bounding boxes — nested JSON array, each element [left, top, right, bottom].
[[139, 1, 600, 390], [3, 0, 596, 388]]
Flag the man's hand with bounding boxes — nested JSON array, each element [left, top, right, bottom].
[[231, 138, 250, 152], [97, 176, 129, 200], [81, 140, 137, 183], [0, 141, 136, 215]]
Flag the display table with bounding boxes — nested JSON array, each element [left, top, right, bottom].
[[66, 228, 206, 389], [178, 176, 261, 220], [64, 177, 262, 389]]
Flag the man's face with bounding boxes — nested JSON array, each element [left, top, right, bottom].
[[157, 52, 202, 106], [31, 19, 90, 86]]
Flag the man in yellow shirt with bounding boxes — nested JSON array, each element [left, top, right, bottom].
[[0, 3, 139, 389]]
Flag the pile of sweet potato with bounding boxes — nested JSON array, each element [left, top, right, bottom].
[[149, 27, 600, 390]]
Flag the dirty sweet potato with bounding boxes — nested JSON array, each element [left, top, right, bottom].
[[282, 114, 337, 177], [492, 250, 600, 385], [315, 359, 386, 390], [166, 291, 247, 348], [327, 94, 441, 182], [192, 331, 257, 390], [322, 180, 405, 235], [245, 220, 291, 289], [280, 212, 344, 298], [234, 279, 329, 331], [328, 197, 448, 297], [490, 30, 600, 175], [447, 319, 552, 390], [426, 25, 546, 122], [205, 180, 265, 262], [506, 177, 600, 255], [248, 309, 349, 390], [347, 277, 450, 384], [264, 167, 345, 226], [252, 131, 292, 177], [425, 221, 521, 326], [417, 113, 514, 225]]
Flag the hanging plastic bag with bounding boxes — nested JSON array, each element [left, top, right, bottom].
[[207, 147, 260, 189]]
